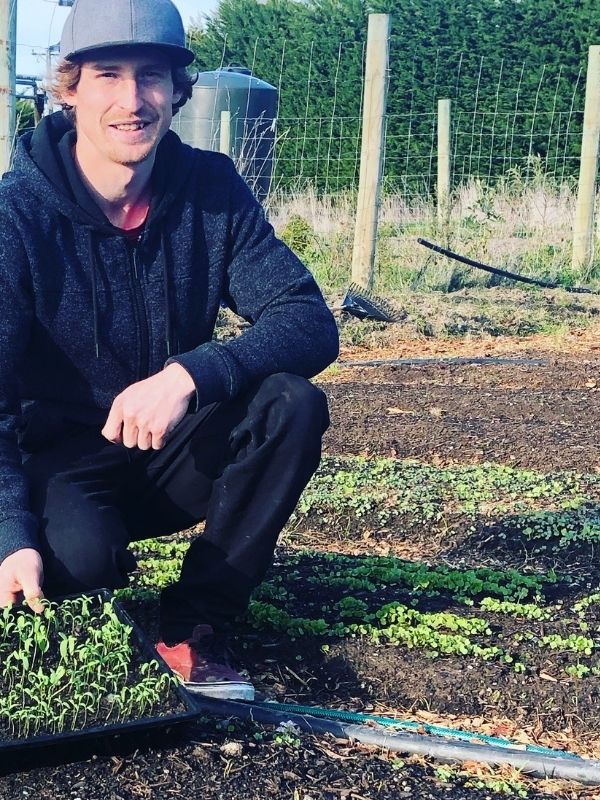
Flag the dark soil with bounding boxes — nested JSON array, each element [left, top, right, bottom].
[[0, 726, 561, 800], [235, 550, 600, 738], [323, 355, 600, 472], [3, 333, 600, 798]]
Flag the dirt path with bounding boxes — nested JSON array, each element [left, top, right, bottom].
[[321, 335, 600, 471]]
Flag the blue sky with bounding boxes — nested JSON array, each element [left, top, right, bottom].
[[17, 0, 217, 77]]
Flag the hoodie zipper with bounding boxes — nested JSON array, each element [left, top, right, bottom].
[[129, 244, 150, 381]]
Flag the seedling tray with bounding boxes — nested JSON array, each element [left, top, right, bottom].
[[0, 589, 202, 755]]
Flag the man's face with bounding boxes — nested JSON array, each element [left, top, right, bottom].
[[63, 48, 182, 168]]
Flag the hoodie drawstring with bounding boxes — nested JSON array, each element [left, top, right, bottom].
[[161, 227, 174, 358], [87, 228, 175, 361], [87, 232, 100, 359]]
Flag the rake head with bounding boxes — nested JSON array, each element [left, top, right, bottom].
[[341, 283, 404, 323]]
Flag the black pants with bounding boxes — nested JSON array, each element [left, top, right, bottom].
[[22, 373, 329, 642]]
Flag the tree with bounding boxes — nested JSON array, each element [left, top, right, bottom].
[[187, 0, 600, 192]]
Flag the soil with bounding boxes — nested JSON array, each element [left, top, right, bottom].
[[324, 355, 600, 472], [0, 730, 561, 800], [4, 318, 600, 799]]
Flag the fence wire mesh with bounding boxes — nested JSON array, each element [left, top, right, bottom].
[[270, 47, 586, 199]]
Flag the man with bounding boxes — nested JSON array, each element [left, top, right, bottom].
[[0, 0, 338, 701]]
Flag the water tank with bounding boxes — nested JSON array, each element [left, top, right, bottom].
[[172, 66, 278, 200]]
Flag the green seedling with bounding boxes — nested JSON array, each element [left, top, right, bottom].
[[0, 596, 176, 740]]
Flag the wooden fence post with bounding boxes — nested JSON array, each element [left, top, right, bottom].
[[351, 13, 391, 289], [437, 98, 451, 225], [0, 0, 16, 174], [572, 45, 600, 271], [219, 110, 232, 158]]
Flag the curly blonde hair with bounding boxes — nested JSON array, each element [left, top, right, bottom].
[[51, 56, 196, 123]]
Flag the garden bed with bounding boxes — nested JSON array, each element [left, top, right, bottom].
[[3, 319, 600, 798]]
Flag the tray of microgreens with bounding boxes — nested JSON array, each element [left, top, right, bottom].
[[0, 590, 201, 751]]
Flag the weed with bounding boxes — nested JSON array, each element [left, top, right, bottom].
[[479, 598, 550, 620], [465, 775, 529, 797], [279, 214, 314, 260], [269, 181, 600, 297], [434, 765, 456, 782], [334, 597, 370, 619], [540, 633, 595, 656], [509, 505, 600, 546], [306, 554, 551, 603], [565, 664, 591, 679], [294, 455, 600, 554], [573, 592, 600, 615], [273, 721, 302, 748], [246, 597, 504, 661]]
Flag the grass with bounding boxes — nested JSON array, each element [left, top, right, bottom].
[[262, 180, 600, 345], [328, 286, 600, 347], [269, 179, 600, 297]]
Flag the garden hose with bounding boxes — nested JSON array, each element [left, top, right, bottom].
[[251, 699, 578, 759], [193, 695, 600, 785], [417, 238, 600, 296]]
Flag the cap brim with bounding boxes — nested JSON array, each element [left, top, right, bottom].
[[63, 41, 195, 67]]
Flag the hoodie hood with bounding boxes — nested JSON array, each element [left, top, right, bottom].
[[12, 111, 195, 360], [13, 111, 193, 233]]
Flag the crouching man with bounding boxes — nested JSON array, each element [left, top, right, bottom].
[[0, 0, 338, 700]]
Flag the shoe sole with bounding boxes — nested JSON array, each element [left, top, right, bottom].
[[183, 681, 255, 702]]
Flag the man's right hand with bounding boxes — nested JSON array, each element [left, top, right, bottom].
[[0, 548, 44, 612]]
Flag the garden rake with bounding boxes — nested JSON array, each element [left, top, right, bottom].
[[339, 282, 404, 322]]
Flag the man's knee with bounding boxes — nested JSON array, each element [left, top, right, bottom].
[[255, 373, 330, 434], [40, 480, 135, 593], [43, 529, 135, 594]]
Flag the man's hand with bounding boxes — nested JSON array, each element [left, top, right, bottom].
[[102, 363, 196, 450], [0, 548, 44, 612]]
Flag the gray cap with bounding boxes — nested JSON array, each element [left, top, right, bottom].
[[60, 0, 195, 66]]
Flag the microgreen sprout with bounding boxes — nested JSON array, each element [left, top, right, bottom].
[[0, 595, 177, 740]]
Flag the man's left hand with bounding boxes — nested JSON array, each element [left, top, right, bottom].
[[102, 363, 196, 450]]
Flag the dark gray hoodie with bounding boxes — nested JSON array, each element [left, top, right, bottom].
[[0, 113, 339, 564]]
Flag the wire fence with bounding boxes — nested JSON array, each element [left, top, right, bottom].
[[165, 39, 592, 290], [16, 40, 589, 204], [254, 43, 588, 200], [244, 39, 594, 291]]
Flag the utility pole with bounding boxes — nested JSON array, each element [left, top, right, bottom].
[[0, 0, 17, 173], [46, 2, 75, 113], [46, 45, 55, 115]]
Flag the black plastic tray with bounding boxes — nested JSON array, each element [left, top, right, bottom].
[[0, 589, 202, 754]]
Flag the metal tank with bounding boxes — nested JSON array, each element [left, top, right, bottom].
[[171, 66, 278, 200]]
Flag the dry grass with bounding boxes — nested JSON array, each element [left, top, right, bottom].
[[268, 179, 597, 295]]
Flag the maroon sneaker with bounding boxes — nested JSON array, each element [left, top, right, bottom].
[[155, 624, 255, 701]]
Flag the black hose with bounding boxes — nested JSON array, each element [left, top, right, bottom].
[[339, 356, 548, 367], [417, 238, 600, 296]]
